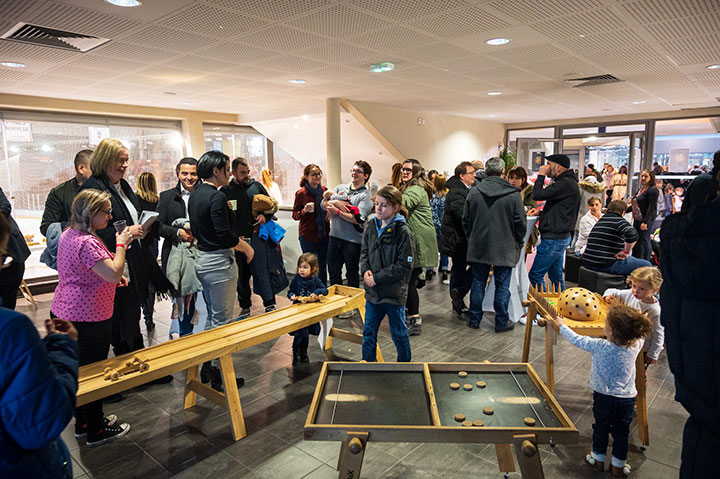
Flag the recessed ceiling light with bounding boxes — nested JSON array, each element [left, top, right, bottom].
[[487, 91, 502, 96], [302, 114, 309, 121], [488, 114, 498, 117], [486, 38, 510, 46], [707, 64, 720, 70], [162, 91, 176, 96], [579, 34, 586, 38], [1, 61, 25, 68], [182, 101, 193, 105], [632, 100, 646, 104], [105, 0, 142, 7], [370, 62, 394, 73], [288, 79, 306, 84]]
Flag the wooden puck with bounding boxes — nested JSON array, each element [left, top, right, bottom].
[[463, 383, 473, 391], [458, 371, 468, 378], [449, 382, 460, 390], [462, 420, 472, 427], [454, 413, 466, 422], [472, 420, 484, 427], [481, 360, 491, 364], [483, 406, 494, 415], [476, 381, 487, 388], [523, 417, 536, 427]]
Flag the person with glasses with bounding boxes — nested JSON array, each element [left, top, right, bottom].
[[292, 164, 330, 285], [0, 213, 79, 477], [323, 161, 373, 310], [439, 161, 476, 317], [0, 187, 31, 309], [51, 189, 133, 447]]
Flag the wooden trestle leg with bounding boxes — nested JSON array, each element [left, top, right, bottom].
[[513, 434, 545, 479], [635, 352, 649, 447], [521, 302, 536, 363], [337, 432, 368, 479], [496, 444, 516, 473], [184, 364, 199, 409], [219, 354, 247, 440]]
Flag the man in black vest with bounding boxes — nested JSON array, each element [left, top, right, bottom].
[[40, 149, 93, 236]]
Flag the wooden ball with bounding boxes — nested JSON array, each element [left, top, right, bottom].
[[449, 382, 460, 390], [348, 437, 363, 455], [454, 413, 466, 422], [463, 383, 473, 391], [483, 407, 494, 415], [524, 417, 536, 427], [458, 371, 468, 378], [476, 381, 486, 388]]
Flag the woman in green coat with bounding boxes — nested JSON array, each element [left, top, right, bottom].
[[400, 158, 439, 337]]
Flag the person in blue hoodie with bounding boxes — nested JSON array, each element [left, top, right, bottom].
[[287, 252, 329, 365], [0, 213, 79, 479], [360, 185, 414, 362]]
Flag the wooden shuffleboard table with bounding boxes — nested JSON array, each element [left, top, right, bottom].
[[305, 362, 578, 479]]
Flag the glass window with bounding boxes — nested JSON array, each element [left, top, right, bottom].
[[273, 143, 305, 207], [508, 127, 555, 144], [203, 124, 267, 180], [653, 117, 720, 172], [0, 111, 183, 279]]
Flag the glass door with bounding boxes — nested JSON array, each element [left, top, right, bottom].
[[516, 138, 560, 173]]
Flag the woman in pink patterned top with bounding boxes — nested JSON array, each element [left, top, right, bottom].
[[51, 189, 133, 448]]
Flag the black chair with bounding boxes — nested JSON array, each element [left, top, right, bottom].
[[565, 251, 582, 284], [578, 266, 627, 294]]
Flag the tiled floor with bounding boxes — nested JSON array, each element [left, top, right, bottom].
[[16, 278, 687, 478]]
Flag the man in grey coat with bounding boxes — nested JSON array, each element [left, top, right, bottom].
[[462, 157, 527, 332]]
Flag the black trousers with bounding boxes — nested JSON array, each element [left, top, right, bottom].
[[0, 259, 24, 310], [406, 268, 421, 316], [235, 250, 275, 309], [72, 320, 112, 435], [111, 285, 144, 356], [328, 236, 361, 288], [632, 220, 652, 261], [449, 248, 472, 298]]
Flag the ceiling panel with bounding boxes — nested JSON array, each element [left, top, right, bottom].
[[298, 42, 379, 64], [194, 42, 280, 64], [238, 25, 328, 52], [619, 0, 719, 24], [28, 1, 140, 37], [158, 3, 268, 38], [488, 0, 605, 22], [531, 8, 627, 38], [287, 5, 391, 39], [396, 42, 476, 63], [408, 5, 509, 38], [347, 26, 437, 53], [485, 43, 567, 64], [91, 41, 177, 62], [124, 25, 217, 52], [206, 0, 331, 21], [348, 0, 470, 22]]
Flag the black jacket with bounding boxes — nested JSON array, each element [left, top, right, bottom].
[[532, 170, 580, 239], [220, 179, 269, 239], [682, 171, 719, 211], [360, 215, 414, 306], [462, 176, 526, 267], [660, 196, 720, 434], [188, 183, 238, 252], [439, 175, 472, 256], [40, 178, 80, 237], [157, 183, 189, 271], [0, 188, 30, 263]]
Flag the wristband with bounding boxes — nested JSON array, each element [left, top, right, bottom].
[[116, 243, 125, 249]]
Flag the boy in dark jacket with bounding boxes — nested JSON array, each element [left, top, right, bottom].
[[287, 253, 328, 365], [360, 186, 414, 362], [528, 154, 580, 291]]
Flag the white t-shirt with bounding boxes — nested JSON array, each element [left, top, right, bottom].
[[604, 288, 664, 360]]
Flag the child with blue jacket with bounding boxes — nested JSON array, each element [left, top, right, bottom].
[[360, 185, 414, 362], [553, 305, 652, 478], [288, 253, 328, 365]]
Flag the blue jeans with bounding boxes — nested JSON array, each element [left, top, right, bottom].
[[362, 301, 411, 362], [591, 256, 651, 276], [196, 251, 238, 330], [299, 236, 329, 285], [528, 236, 571, 291], [469, 264, 512, 330], [592, 392, 635, 463]]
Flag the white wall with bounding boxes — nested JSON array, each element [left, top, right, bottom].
[[351, 101, 506, 175]]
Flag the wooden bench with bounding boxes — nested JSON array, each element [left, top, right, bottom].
[[77, 285, 378, 440]]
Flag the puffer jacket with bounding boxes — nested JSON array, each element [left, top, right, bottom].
[[0, 308, 78, 478], [575, 177, 606, 230], [402, 184, 438, 268], [360, 214, 414, 305]]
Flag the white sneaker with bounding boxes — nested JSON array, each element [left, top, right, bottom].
[[338, 310, 355, 319]]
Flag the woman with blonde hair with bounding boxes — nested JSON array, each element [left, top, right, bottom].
[[429, 173, 449, 282], [79, 138, 174, 358], [261, 167, 283, 205], [136, 171, 160, 330], [51, 189, 133, 447]]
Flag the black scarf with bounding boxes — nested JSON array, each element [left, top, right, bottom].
[[306, 183, 326, 239]]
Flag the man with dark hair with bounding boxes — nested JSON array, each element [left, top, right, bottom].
[[682, 150, 720, 211], [323, 160, 373, 298], [528, 154, 580, 291], [463, 157, 526, 332], [40, 149, 93, 236], [653, 162, 664, 176], [158, 157, 198, 338], [582, 200, 650, 275], [439, 161, 475, 315], [221, 157, 275, 315]]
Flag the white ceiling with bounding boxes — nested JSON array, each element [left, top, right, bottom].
[[0, 0, 719, 123]]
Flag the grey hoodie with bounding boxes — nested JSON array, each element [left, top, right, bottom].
[[462, 176, 527, 267]]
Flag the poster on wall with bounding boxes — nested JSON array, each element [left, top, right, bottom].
[[530, 150, 545, 172], [3, 121, 33, 142], [668, 147, 690, 173], [88, 126, 110, 146]]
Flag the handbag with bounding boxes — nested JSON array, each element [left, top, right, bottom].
[[631, 197, 644, 221]]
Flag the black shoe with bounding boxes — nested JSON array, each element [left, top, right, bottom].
[[87, 423, 130, 447], [149, 375, 174, 385], [450, 289, 468, 315], [299, 347, 310, 363], [101, 393, 124, 404], [467, 321, 480, 329], [426, 270, 434, 281], [407, 317, 422, 336], [75, 414, 118, 438], [145, 318, 155, 332], [495, 323, 515, 333], [441, 272, 448, 282], [200, 361, 213, 384], [292, 346, 301, 366], [210, 367, 245, 391], [265, 304, 276, 313]]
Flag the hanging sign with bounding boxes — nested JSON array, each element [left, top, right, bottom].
[[88, 126, 110, 146], [3, 121, 33, 142]]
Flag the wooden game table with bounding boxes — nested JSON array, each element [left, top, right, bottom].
[[305, 361, 578, 479], [77, 285, 376, 441], [521, 285, 649, 448]]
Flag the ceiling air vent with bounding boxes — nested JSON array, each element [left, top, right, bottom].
[[1, 22, 110, 53], [564, 74, 623, 88]]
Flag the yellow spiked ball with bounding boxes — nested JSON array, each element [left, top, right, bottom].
[[556, 287, 608, 322]]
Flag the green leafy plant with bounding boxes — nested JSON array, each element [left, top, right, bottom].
[[499, 144, 516, 174]]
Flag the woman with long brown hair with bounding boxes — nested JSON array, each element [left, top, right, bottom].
[[628, 169, 658, 261], [429, 173, 449, 282], [611, 165, 628, 201], [292, 163, 330, 284]]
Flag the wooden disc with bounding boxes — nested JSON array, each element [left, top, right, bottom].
[[449, 382, 460, 390], [472, 420, 484, 427], [481, 360, 491, 364], [463, 383, 473, 391], [523, 417, 536, 427], [461, 420, 472, 427], [454, 413, 465, 422], [458, 371, 468, 378], [483, 407, 494, 415], [476, 381, 487, 388]]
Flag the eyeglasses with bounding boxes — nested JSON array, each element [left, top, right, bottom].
[[350, 168, 365, 175], [401, 167, 413, 173], [310, 172, 322, 177], [101, 209, 112, 216]]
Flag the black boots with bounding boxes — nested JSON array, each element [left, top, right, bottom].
[[200, 361, 244, 392], [292, 337, 310, 366]]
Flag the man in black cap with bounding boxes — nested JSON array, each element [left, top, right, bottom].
[[528, 154, 580, 291]]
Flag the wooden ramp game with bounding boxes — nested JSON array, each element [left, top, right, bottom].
[[521, 285, 650, 448], [305, 361, 579, 479], [78, 285, 376, 441]]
